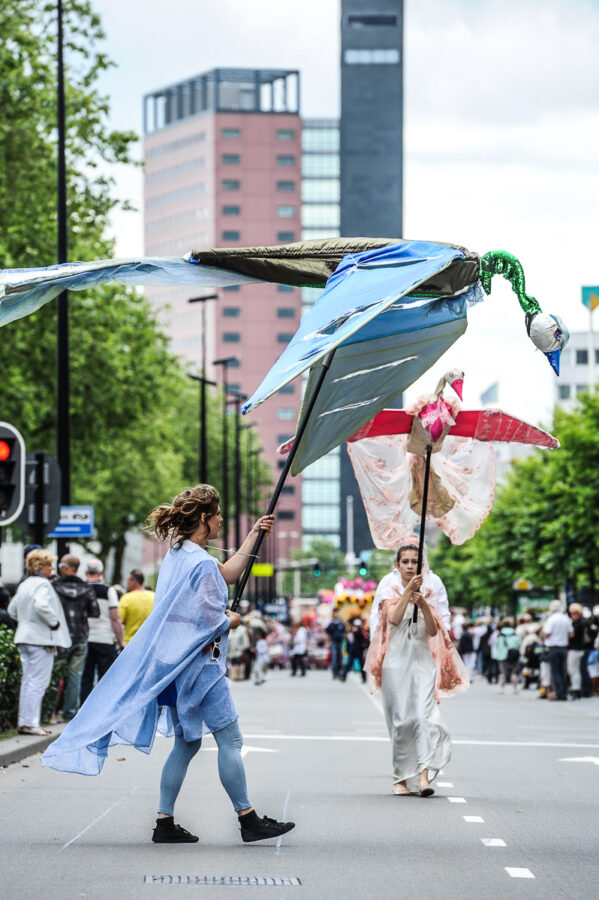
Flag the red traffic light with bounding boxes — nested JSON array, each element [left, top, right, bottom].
[[0, 440, 11, 461]]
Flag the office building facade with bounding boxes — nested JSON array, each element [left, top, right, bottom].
[[555, 332, 599, 408], [143, 69, 304, 545]]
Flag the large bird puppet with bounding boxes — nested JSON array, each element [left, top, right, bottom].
[[0, 240, 568, 479], [346, 368, 559, 548]]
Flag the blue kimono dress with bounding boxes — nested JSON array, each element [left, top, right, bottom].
[[42, 541, 237, 775]]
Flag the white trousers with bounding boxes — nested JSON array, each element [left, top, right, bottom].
[[17, 644, 54, 728], [254, 658, 267, 684], [567, 649, 584, 692]]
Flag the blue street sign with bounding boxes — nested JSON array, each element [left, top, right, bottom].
[[48, 505, 94, 538]]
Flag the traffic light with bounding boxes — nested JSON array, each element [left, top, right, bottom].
[[312, 561, 322, 577], [358, 558, 368, 576], [0, 423, 25, 526]]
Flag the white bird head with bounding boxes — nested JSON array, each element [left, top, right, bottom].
[[435, 368, 464, 401]]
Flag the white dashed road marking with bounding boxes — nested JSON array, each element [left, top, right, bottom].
[[437, 781, 453, 787], [505, 868, 535, 879], [463, 816, 484, 823], [481, 838, 506, 847], [448, 796, 466, 803]]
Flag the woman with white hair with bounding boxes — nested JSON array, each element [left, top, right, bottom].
[[7, 549, 71, 735]]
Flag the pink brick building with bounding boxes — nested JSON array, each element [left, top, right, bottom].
[[142, 70, 303, 561]]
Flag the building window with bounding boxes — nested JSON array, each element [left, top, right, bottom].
[[277, 205, 296, 218], [222, 307, 240, 317], [277, 180, 295, 191], [276, 409, 296, 421], [222, 153, 240, 164], [303, 481, 340, 504], [222, 128, 240, 139], [576, 384, 587, 395], [302, 155, 340, 177], [281, 485, 295, 495], [302, 205, 340, 228], [277, 333, 294, 343], [222, 205, 240, 215], [277, 231, 295, 242], [222, 230, 240, 240], [344, 48, 401, 64], [280, 383, 295, 394], [277, 460, 286, 469], [277, 434, 293, 444], [277, 284, 295, 293], [277, 129, 296, 140], [302, 505, 340, 530], [596, 349, 599, 364], [576, 349, 588, 365], [223, 332, 240, 342], [228, 383, 240, 394], [302, 179, 340, 202], [227, 357, 240, 368], [277, 308, 295, 318], [278, 510, 295, 520], [558, 385, 571, 400], [223, 284, 240, 292], [302, 128, 339, 153], [277, 155, 296, 166], [222, 179, 240, 190], [348, 14, 398, 27], [304, 453, 340, 478]]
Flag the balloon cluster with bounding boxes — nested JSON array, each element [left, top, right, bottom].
[[318, 576, 377, 615]]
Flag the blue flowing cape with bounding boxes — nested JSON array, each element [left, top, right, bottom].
[[41, 543, 236, 775]]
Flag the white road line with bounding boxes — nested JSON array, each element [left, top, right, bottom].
[[448, 797, 467, 803], [481, 838, 506, 847], [275, 789, 292, 856], [463, 816, 484, 823], [505, 868, 535, 879], [437, 782, 453, 787], [59, 785, 139, 852], [242, 734, 599, 749]]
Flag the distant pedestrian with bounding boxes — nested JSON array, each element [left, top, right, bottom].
[[458, 623, 476, 680], [341, 618, 368, 684], [80, 559, 125, 704], [290, 623, 307, 676], [7, 550, 71, 735], [118, 569, 154, 644], [325, 609, 346, 679], [227, 620, 250, 682], [566, 603, 588, 700], [53, 554, 100, 720], [254, 629, 268, 686], [479, 624, 498, 683], [494, 618, 522, 694], [542, 600, 573, 701]]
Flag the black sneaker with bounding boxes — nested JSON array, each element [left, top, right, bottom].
[[240, 814, 295, 844], [152, 816, 199, 843]]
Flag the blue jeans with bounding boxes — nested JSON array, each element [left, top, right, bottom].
[[548, 646, 568, 699], [158, 709, 251, 816], [330, 642, 343, 678], [62, 642, 88, 719]]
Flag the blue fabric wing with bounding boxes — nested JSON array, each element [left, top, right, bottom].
[[0, 257, 262, 328], [241, 241, 466, 416]]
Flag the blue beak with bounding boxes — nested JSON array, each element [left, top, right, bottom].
[[545, 349, 561, 376]]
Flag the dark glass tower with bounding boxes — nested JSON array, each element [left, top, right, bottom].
[[339, 0, 404, 555]]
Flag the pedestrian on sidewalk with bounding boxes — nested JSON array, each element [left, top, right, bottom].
[[290, 623, 307, 676], [7, 549, 71, 736], [542, 600, 573, 701], [80, 559, 125, 704], [52, 555, 100, 720], [566, 603, 588, 700], [42, 484, 294, 846], [325, 608, 345, 679], [494, 618, 522, 694], [365, 540, 468, 798], [118, 569, 154, 645], [458, 623, 477, 680], [253, 629, 269, 686]]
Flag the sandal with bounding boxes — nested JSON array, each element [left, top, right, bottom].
[[392, 783, 411, 796], [18, 726, 51, 736], [419, 786, 435, 797]]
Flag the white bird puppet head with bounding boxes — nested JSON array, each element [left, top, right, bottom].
[[434, 368, 464, 402]]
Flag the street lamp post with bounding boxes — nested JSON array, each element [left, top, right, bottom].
[[227, 390, 247, 555], [187, 294, 219, 482], [213, 356, 238, 554], [187, 373, 216, 482]]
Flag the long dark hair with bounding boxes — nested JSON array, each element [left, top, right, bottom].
[[147, 485, 220, 549]]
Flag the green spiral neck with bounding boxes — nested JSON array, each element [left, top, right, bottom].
[[479, 250, 541, 316]]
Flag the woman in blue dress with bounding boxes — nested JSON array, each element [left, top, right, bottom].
[[42, 484, 295, 845]]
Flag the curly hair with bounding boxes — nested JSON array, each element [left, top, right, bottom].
[[26, 549, 55, 575], [147, 485, 220, 549]]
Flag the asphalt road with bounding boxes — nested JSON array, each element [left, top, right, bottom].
[[1, 670, 598, 899]]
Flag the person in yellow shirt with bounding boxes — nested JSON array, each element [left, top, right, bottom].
[[118, 569, 154, 644]]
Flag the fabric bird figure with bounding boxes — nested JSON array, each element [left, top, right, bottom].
[[415, 368, 464, 445]]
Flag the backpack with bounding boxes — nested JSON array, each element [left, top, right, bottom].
[[498, 630, 520, 663]]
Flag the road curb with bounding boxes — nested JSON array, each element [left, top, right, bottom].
[[0, 723, 65, 768]]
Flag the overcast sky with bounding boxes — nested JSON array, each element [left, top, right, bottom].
[[93, 0, 599, 427]]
